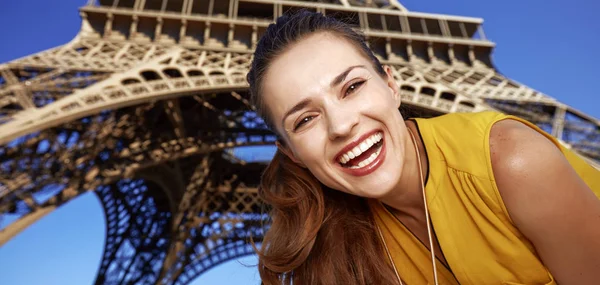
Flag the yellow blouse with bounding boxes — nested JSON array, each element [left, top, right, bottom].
[[370, 111, 600, 285]]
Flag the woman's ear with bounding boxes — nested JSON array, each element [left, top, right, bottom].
[[276, 141, 306, 168], [384, 65, 401, 108]]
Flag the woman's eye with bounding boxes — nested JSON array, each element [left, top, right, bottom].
[[344, 80, 366, 97], [294, 116, 314, 131]]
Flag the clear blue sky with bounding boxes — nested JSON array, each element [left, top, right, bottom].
[[0, 1, 598, 284]]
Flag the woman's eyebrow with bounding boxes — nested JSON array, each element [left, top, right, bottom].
[[281, 98, 312, 127], [329, 65, 367, 88]]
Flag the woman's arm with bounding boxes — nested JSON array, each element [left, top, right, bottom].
[[490, 119, 600, 285]]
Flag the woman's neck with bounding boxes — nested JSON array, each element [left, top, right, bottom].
[[378, 120, 429, 223]]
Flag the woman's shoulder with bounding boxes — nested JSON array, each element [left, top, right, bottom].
[[413, 110, 508, 176], [417, 109, 599, 204]]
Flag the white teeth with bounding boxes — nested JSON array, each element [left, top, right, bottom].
[[359, 141, 369, 152], [348, 146, 382, 169], [337, 132, 384, 166]]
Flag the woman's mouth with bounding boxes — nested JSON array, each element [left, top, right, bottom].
[[336, 132, 385, 176]]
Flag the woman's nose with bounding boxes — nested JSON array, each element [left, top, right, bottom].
[[326, 104, 359, 141]]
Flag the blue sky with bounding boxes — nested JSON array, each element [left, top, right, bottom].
[[0, 0, 598, 284]]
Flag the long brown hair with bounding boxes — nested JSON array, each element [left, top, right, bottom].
[[247, 11, 398, 284]]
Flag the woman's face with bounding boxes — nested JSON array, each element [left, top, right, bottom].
[[261, 32, 410, 199]]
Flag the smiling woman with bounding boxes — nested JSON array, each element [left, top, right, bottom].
[[246, 11, 600, 285]]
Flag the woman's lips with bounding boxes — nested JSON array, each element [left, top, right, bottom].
[[334, 130, 382, 163], [338, 137, 386, 177]]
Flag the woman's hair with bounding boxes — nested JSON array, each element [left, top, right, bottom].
[[247, 11, 398, 285]]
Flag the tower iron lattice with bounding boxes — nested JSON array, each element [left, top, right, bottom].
[[1, 0, 598, 284]]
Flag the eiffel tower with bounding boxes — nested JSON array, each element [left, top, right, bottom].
[[1, 0, 598, 284]]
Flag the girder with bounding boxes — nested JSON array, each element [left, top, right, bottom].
[[0, 89, 274, 246], [0, 48, 252, 144], [1, 0, 599, 284], [94, 178, 173, 285], [156, 157, 267, 284], [91, 154, 267, 285]]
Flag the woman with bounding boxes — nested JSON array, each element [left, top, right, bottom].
[[246, 11, 600, 285]]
